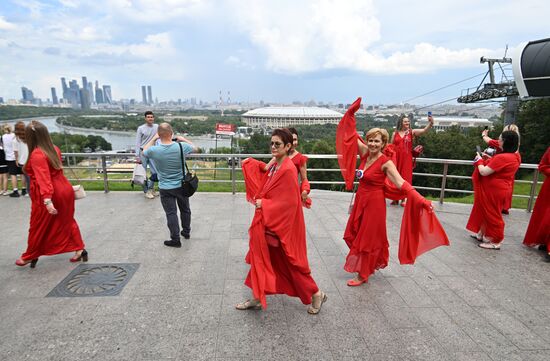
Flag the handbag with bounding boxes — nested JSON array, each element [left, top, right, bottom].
[[412, 145, 424, 158], [178, 143, 199, 197], [131, 163, 147, 186], [66, 164, 86, 200]]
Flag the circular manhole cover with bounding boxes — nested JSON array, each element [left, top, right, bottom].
[[66, 265, 129, 295]]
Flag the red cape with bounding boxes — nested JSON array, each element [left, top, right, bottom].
[[338, 100, 449, 264], [242, 157, 310, 308]]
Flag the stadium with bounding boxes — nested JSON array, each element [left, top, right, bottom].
[[241, 107, 343, 128]]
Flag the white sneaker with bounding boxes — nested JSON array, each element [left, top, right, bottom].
[[145, 190, 155, 199], [2, 191, 10, 196], [153, 190, 160, 197]]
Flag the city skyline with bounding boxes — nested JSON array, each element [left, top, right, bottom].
[[0, 1, 548, 105]]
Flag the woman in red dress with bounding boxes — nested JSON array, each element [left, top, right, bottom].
[[467, 130, 521, 250], [390, 115, 433, 206], [237, 129, 326, 314], [481, 124, 521, 213], [337, 98, 449, 286], [15, 120, 87, 268], [522, 146, 550, 261]]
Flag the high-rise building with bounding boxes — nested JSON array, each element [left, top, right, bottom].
[[95, 81, 104, 104], [103, 85, 112, 104], [68, 80, 80, 107], [51, 87, 59, 104], [61, 77, 68, 100], [147, 85, 153, 105], [141, 85, 147, 104], [0, 97, 4, 104], [21, 87, 35, 103], [87, 82, 94, 104], [80, 88, 91, 110], [81, 76, 88, 89]]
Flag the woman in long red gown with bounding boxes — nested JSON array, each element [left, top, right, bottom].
[[337, 98, 449, 286], [466, 131, 521, 250], [522, 146, 550, 261], [481, 124, 521, 213], [15, 120, 87, 268], [237, 128, 326, 314], [390, 115, 433, 206]]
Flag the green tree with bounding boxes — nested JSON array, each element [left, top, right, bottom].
[[516, 98, 550, 164]]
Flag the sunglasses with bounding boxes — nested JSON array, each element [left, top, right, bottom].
[[270, 141, 284, 148]]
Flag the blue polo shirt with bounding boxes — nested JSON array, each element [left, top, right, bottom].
[[143, 142, 194, 190]]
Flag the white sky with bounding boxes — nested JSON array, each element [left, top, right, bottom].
[[0, 0, 548, 104]]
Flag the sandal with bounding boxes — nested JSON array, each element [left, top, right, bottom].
[[308, 291, 327, 315], [469, 234, 483, 242], [347, 278, 367, 287], [235, 299, 262, 310], [478, 242, 501, 250]]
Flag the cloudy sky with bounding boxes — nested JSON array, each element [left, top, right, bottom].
[[0, 0, 547, 105]]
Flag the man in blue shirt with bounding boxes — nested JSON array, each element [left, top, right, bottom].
[[143, 123, 198, 247]]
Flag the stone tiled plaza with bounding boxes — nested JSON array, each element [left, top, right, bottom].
[[1, 191, 549, 361]]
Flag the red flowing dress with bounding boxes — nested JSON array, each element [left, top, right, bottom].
[[290, 151, 312, 208], [392, 130, 414, 183], [466, 152, 521, 243], [337, 98, 449, 276], [344, 155, 390, 279], [20, 147, 85, 261], [487, 138, 520, 211], [523, 147, 550, 247], [242, 157, 318, 308]]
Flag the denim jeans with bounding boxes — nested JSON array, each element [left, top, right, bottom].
[[140, 153, 158, 193], [159, 187, 191, 241]]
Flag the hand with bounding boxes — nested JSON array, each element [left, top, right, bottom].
[[481, 129, 489, 137], [46, 202, 58, 215], [255, 199, 262, 209], [428, 115, 434, 124], [474, 152, 483, 164], [481, 153, 492, 160], [301, 191, 308, 202]]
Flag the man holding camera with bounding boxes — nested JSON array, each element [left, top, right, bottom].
[[142, 123, 199, 247]]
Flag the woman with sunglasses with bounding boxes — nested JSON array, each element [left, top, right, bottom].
[[238, 128, 326, 314], [15, 121, 87, 268]]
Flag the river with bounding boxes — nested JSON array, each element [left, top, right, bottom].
[[0, 116, 231, 151]]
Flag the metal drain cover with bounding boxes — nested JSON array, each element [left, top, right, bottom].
[[47, 263, 139, 297]]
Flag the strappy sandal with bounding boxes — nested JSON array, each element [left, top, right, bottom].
[[235, 299, 262, 310], [469, 234, 483, 242], [307, 291, 327, 315], [478, 242, 500, 250]]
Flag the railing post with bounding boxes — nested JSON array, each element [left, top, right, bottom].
[[231, 156, 236, 195], [439, 163, 448, 204], [527, 169, 539, 213], [101, 155, 109, 193]]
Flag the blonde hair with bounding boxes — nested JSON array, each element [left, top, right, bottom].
[[504, 124, 519, 134], [2, 124, 11, 134], [365, 128, 389, 147]]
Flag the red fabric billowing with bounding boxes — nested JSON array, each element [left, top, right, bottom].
[[485, 138, 519, 210], [523, 147, 550, 247], [20, 147, 85, 261], [392, 130, 414, 183], [398, 184, 450, 264], [336, 97, 362, 190], [466, 153, 521, 243], [242, 157, 314, 308]]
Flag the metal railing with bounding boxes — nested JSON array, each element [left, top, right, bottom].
[[62, 153, 541, 212]]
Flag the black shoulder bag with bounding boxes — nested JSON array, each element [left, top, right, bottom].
[[178, 143, 199, 197]]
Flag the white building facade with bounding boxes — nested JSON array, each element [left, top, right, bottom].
[[241, 107, 343, 128]]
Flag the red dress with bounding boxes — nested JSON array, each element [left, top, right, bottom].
[[466, 153, 521, 243], [523, 147, 550, 247], [487, 138, 520, 210], [392, 131, 414, 183], [344, 155, 390, 280], [20, 147, 84, 261], [290, 152, 312, 208], [242, 157, 318, 308]]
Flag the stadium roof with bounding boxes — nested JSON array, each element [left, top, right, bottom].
[[242, 107, 343, 118]]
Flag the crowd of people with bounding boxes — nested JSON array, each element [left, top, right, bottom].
[[6, 102, 549, 314]]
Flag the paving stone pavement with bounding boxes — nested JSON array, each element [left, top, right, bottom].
[[1, 190, 549, 361]]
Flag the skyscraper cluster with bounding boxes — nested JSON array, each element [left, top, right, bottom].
[[141, 85, 153, 105], [59, 76, 113, 109]]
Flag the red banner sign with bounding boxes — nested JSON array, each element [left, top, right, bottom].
[[215, 123, 236, 135]]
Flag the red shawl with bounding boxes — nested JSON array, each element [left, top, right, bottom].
[[337, 100, 449, 264], [241, 157, 310, 308], [336, 97, 362, 190]]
